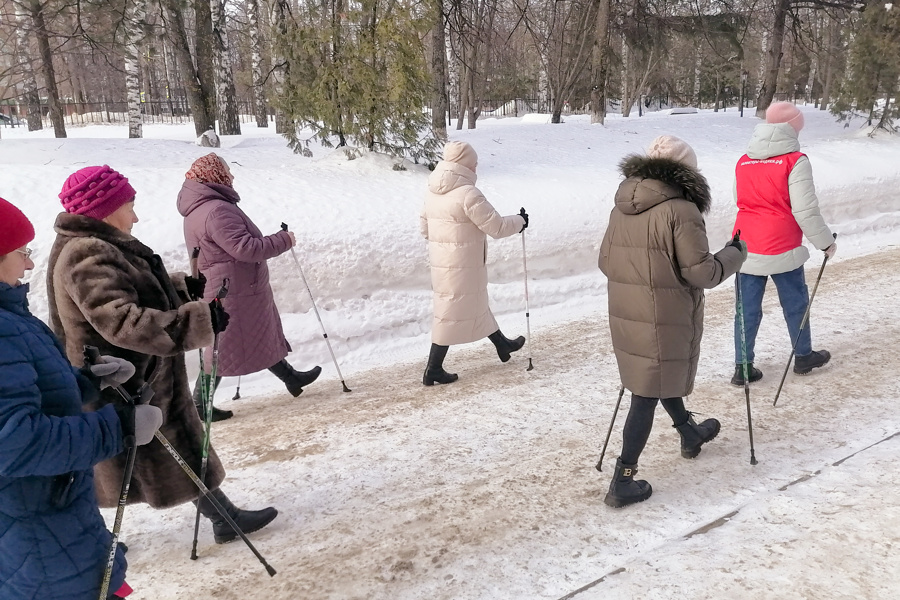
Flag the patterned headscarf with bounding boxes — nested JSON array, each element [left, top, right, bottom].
[[185, 153, 234, 187]]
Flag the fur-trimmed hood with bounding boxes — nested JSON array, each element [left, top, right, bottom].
[[615, 155, 711, 215]]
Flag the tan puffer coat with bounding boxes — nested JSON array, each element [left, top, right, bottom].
[[420, 152, 524, 346], [600, 155, 744, 398]]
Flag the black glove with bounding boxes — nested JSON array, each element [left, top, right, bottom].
[[75, 369, 100, 406], [519, 207, 529, 232], [727, 233, 748, 261], [185, 272, 207, 301], [209, 299, 230, 334]]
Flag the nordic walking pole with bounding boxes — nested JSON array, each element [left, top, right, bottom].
[[88, 347, 139, 600], [232, 376, 241, 400], [100, 371, 276, 576], [773, 232, 838, 407], [734, 231, 758, 466], [281, 223, 351, 392], [595, 384, 626, 472], [520, 208, 534, 371], [191, 278, 229, 561]]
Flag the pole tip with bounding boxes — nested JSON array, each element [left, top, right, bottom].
[[342, 382, 352, 392], [266, 564, 277, 577], [526, 359, 534, 371]]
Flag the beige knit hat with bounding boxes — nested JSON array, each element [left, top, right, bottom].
[[646, 135, 698, 169], [443, 141, 478, 171]]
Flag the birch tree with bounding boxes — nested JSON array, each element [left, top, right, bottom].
[[124, 0, 148, 138], [247, 0, 268, 127], [210, 0, 241, 134], [13, 2, 43, 131]]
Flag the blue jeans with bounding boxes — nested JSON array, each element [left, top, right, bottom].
[[734, 266, 812, 364]]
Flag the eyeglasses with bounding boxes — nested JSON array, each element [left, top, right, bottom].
[[15, 248, 32, 258]]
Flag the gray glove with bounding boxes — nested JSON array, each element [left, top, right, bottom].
[[83, 356, 135, 389], [115, 403, 163, 447], [134, 405, 163, 446]]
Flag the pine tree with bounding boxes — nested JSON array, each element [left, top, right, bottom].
[[273, 0, 440, 164], [832, 2, 900, 133]]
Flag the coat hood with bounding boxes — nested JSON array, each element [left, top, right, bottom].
[[177, 179, 241, 218], [746, 122, 801, 159], [427, 160, 477, 195], [615, 155, 711, 215]]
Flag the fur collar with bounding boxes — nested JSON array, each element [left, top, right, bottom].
[[618, 155, 711, 214], [53, 212, 156, 259]]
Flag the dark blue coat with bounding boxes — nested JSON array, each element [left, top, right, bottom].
[[0, 282, 127, 600]]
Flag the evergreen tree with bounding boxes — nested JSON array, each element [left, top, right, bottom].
[[273, 0, 440, 164], [832, 2, 899, 133]]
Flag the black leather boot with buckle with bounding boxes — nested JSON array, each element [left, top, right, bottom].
[[604, 458, 653, 508], [674, 414, 721, 459]]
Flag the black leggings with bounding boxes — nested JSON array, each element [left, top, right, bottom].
[[619, 394, 689, 464]]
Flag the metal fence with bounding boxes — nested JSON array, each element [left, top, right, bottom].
[[0, 98, 271, 128]]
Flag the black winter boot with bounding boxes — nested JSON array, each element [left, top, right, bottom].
[[793, 350, 831, 375], [194, 488, 278, 544], [674, 414, 721, 459], [730, 363, 763, 386], [487, 330, 526, 363], [268, 360, 322, 397], [193, 376, 232, 422], [603, 458, 652, 508], [423, 344, 458, 386]]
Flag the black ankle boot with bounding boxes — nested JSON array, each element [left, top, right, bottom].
[[423, 344, 458, 386], [793, 350, 831, 375], [487, 330, 526, 363], [674, 414, 721, 459], [268, 360, 322, 397], [730, 363, 763, 386], [603, 458, 652, 508], [193, 376, 232, 422], [194, 488, 278, 544]]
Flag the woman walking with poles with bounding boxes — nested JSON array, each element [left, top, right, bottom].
[[0, 198, 161, 600], [420, 140, 528, 385], [730, 102, 836, 386], [599, 136, 746, 508], [177, 153, 321, 420], [47, 165, 278, 546]]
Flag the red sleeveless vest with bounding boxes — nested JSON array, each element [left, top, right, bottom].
[[733, 152, 804, 255]]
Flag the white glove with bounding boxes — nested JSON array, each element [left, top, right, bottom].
[[85, 355, 136, 389], [824, 243, 837, 260]]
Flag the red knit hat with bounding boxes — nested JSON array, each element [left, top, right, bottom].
[[0, 197, 35, 256], [59, 165, 137, 220], [185, 153, 234, 187]]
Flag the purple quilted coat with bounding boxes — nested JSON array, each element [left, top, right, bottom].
[[177, 180, 293, 376]]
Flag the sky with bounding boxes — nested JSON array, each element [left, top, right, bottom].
[[0, 106, 898, 599]]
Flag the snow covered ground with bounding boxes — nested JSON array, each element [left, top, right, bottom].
[[1, 106, 898, 599]]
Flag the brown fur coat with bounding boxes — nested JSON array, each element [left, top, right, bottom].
[[47, 212, 225, 508]]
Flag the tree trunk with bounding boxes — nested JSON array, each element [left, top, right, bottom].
[[621, 34, 632, 117], [590, 0, 611, 124], [161, 0, 215, 135], [247, 0, 268, 127], [194, 0, 218, 130], [430, 0, 448, 138], [270, 0, 290, 134], [29, 0, 66, 137], [756, 0, 790, 118], [14, 2, 43, 131], [124, 0, 148, 138], [819, 17, 838, 111], [210, 0, 241, 135]]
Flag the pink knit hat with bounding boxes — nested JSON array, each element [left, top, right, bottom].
[[0, 197, 35, 256], [647, 135, 698, 169], [443, 141, 478, 171], [59, 165, 136, 220], [766, 102, 804, 133]]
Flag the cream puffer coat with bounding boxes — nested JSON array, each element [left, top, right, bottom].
[[420, 160, 525, 346]]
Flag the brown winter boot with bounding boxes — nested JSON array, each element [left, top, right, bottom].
[[604, 458, 653, 508]]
